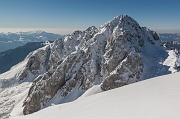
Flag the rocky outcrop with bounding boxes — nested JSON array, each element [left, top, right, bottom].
[[0, 42, 47, 74], [150, 30, 159, 40], [16, 45, 51, 81], [20, 15, 159, 115]]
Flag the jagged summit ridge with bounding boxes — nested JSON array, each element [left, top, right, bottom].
[[0, 15, 164, 118], [101, 15, 140, 28], [19, 15, 160, 115]]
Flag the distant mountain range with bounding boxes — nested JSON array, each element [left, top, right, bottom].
[[159, 33, 180, 42], [0, 15, 180, 119], [0, 30, 61, 52]]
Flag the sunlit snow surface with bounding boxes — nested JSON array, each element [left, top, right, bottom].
[[163, 50, 177, 73], [0, 59, 32, 119], [0, 16, 180, 119], [0, 46, 48, 118], [11, 72, 180, 119]]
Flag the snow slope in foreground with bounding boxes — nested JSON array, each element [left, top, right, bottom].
[[11, 72, 180, 119], [0, 59, 32, 119]]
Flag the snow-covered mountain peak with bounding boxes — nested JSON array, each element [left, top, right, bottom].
[[98, 14, 157, 48], [0, 15, 177, 118], [100, 15, 140, 32], [16, 30, 45, 35], [86, 26, 97, 32], [27, 30, 45, 34], [19, 15, 162, 115], [112, 15, 139, 25]]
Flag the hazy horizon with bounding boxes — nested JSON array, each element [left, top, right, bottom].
[[0, 28, 179, 35], [0, 0, 180, 35]]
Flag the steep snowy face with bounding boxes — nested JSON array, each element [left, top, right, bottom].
[[163, 41, 180, 72], [22, 26, 98, 114], [97, 15, 160, 90], [20, 15, 160, 115], [99, 15, 144, 90], [48, 26, 98, 71]]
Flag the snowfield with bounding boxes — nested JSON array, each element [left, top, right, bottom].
[[163, 50, 177, 73], [1, 15, 180, 119], [11, 72, 180, 119], [0, 59, 32, 119]]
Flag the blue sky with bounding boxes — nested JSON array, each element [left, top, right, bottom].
[[0, 0, 180, 34]]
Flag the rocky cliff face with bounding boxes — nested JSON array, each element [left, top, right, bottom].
[[0, 42, 48, 74], [11, 15, 160, 115]]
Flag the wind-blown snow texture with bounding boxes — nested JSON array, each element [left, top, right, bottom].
[[12, 72, 180, 119], [0, 15, 178, 118]]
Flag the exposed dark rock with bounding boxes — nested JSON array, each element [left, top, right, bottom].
[[19, 15, 160, 115], [0, 42, 47, 74]]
